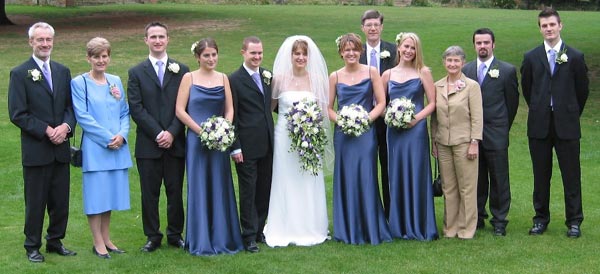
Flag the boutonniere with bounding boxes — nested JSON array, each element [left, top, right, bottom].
[[109, 84, 121, 100], [167, 62, 180, 73], [262, 70, 272, 85], [556, 48, 568, 64], [28, 69, 43, 82], [455, 79, 466, 91], [380, 50, 391, 59], [488, 65, 500, 78]]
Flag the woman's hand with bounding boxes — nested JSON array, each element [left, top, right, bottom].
[[467, 141, 479, 160], [108, 135, 124, 150], [431, 142, 438, 158]]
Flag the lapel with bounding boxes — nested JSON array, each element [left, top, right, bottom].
[[379, 43, 390, 72], [552, 43, 567, 76], [163, 59, 175, 87], [143, 59, 162, 88], [481, 59, 498, 88], [535, 45, 553, 77], [359, 49, 367, 65], [29, 58, 54, 95], [463, 61, 477, 83], [242, 67, 264, 97]]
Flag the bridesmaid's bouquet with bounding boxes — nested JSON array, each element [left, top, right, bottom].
[[285, 98, 328, 176], [384, 97, 416, 129], [199, 116, 236, 152], [336, 104, 370, 137]]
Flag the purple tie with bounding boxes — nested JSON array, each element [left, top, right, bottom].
[[477, 63, 486, 86], [369, 48, 378, 71], [42, 62, 53, 92], [157, 60, 164, 86], [251, 72, 263, 93], [548, 49, 556, 75]]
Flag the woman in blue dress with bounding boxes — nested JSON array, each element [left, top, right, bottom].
[[327, 33, 391, 245], [175, 38, 243, 255], [71, 37, 132, 259], [381, 32, 438, 241]]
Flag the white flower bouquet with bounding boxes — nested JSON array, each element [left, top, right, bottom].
[[384, 97, 416, 129], [199, 116, 236, 152], [336, 103, 370, 137], [285, 98, 328, 176]]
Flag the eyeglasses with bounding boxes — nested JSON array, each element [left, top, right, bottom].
[[363, 23, 381, 29]]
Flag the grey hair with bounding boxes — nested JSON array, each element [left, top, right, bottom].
[[28, 22, 55, 39], [442, 45, 466, 61]]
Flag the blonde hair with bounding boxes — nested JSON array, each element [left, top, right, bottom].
[[396, 32, 426, 74], [86, 37, 111, 57]]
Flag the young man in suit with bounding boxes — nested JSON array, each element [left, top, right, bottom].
[[127, 22, 190, 252], [8, 22, 77, 263], [229, 36, 275, 253], [521, 7, 589, 238], [463, 28, 519, 236], [359, 9, 397, 219]]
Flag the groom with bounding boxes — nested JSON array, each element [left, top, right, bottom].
[[229, 36, 274, 253]]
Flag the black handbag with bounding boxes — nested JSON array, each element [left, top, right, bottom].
[[70, 75, 89, 168], [432, 159, 443, 197]]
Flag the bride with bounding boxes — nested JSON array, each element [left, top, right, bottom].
[[263, 35, 332, 247]]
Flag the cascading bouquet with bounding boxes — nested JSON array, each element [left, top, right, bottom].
[[336, 103, 370, 137], [285, 98, 328, 176], [384, 97, 416, 129], [199, 116, 236, 152]]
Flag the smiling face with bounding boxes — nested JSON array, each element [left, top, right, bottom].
[[444, 54, 464, 76], [473, 33, 495, 61], [29, 27, 54, 61], [341, 42, 361, 65], [241, 42, 263, 71], [198, 47, 218, 70], [361, 18, 383, 45], [88, 50, 111, 74], [539, 15, 562, 45], [398, 37, 416, 63], [145, 26, 169, 58]]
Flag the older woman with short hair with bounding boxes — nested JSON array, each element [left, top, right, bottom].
[[431, 46, 482, 239], [71, 37, 132, 258]]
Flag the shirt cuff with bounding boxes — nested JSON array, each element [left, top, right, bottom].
[[230, 149, 242, 156]]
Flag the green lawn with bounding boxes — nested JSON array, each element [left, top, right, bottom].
[[1, 4, 599, 274]]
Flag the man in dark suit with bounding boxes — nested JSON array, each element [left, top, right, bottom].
[[521, 7, 589, 238], [229, 36, 274, 253], [8, 22, 77, 263], [127, 22, 189, 252], [359, 9, 397, 219], [463, 28, 519, 237]]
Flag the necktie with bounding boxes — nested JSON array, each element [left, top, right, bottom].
[[477, 63, 486, 86], [157, 60, 165, 86], [548, 49, 556, 75], [369, 48, 378, 71], [251, 72, 263, 93], [42, 62, 53, 92]]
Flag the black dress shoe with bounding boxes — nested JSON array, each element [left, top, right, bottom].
[[567, 225, 581, 238], [244, 241, 259, 253], [140, 241, 161, 252], [106, 246, 126, 254], [46, 245, 77, 256], [27, 250, 44, 263], [493, 227, 506, 236], [529, 223, 547, 235], [256, 233, 266, 243], [168, 239, 185, 249], [92, 247, 111, 259]]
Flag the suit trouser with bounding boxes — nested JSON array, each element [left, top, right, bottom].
[[477, 147, 511, 228], [529, 116, 583, 227], [23, 161, 70, 252], [235, 152, 273, 243], [437, 142, 478, 239], [137, 154, 185, 243]]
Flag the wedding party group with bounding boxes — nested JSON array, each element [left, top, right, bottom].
[[8, 6, 588, 263]]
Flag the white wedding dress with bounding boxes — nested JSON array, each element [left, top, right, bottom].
[[263, 91, 329, 247]]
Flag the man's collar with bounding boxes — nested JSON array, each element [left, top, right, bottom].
[[544, 39, 563, 53], [243, 62, 259, 76], [477, 56, 495, 68], [366, 41, 381, 52], [31, 55, 48, 68], [149, 54, 168, 65]]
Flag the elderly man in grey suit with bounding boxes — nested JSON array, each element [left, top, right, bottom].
[[463, 28, 519, 237], [521, 7, 588, 238], [8, 22, 77, 263]]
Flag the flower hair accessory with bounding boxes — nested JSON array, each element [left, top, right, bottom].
[[28, 69, 43, 82], [167, 62, 180, 73], [395, 32, 404, 44], [262, 70, 272, 85], [556, 48, 568, 64], [109, 84, 121, 100], [335, 35, 343, 48], [190, 41, 200, 54]]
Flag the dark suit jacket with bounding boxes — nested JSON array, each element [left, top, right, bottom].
[[127, 58, 189, 159], [8, 57, 75, 166], [521, 44, 589, 140], [229, 65, 274, 160], [463, 58, 519, 150], [360, 40, 397, 76]]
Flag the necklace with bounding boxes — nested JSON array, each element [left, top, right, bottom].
[[89, 71, 106, 84]]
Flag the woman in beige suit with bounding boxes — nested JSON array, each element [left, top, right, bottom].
[[431, 46, 483, 239]]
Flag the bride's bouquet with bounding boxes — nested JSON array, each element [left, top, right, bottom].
[[285, 98, 328, 176], [199, 116, 236, 152], [384, 97, 416, 129], [336, 104, 370, 137]]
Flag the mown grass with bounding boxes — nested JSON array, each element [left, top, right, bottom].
[[1, 4, 599, 274]]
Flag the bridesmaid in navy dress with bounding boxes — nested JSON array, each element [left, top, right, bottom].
[[327, 33, 391, 245], [175, 38, 243, 255], [381, 32, 438, 241]]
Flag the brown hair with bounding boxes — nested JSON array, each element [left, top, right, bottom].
[[538, 7, 561, 26], [242, 36, 261, 50], [337, 33, 363, 56], [192, 38, 218, 56], [86, 37, 111, 57]]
